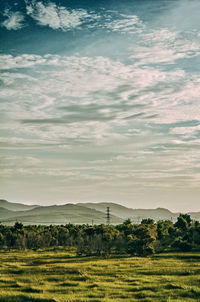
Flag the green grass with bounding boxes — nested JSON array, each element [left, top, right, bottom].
[[0, 249, 200, 301]]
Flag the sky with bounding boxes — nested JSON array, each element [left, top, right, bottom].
[[0, 0, 200, 212]]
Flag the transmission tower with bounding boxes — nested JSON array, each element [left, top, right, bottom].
[[106, 207, 110, 225]]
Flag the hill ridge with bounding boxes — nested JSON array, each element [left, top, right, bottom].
[[1, 199, 200, 225]]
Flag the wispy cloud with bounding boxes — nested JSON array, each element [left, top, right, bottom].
[[1, 9, 25, 30], [130, 29, 200, 65], [1, 0, 200, 208], [0, 50, 199, 191], [25, 1, 93, 31], [105, 14, 144, 33], [1, 2, 144, 33]]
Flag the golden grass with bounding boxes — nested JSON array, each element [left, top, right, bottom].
[[0, 249, 200, 301]]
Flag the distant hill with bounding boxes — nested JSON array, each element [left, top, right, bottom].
[[188, 212, 200, 221], [0, 207, 21, 220], [1, 199, 200, 225], [78, 202, 134, 219], [0, 203, 123, 225], [78, 202, 177, 222], [0, 199, 38, 211]]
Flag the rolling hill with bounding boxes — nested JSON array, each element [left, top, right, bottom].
[[0, 203, 123, 225], [78, 202, 177, 222], [0, 199, 38, 211], [1, 200, 200, 225], [0, 207, 22, 220], [188, 212, 200, 221]]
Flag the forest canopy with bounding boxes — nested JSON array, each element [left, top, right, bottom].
[[0, 214, 199, 256]]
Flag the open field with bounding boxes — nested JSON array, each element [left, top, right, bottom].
[[0, 250, 200, 302]]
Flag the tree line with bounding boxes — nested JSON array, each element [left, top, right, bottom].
[[0, 214, 200, 256]]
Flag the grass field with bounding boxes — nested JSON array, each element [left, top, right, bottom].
[[0, 249, 200, 302]]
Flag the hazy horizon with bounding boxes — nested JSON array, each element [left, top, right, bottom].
[[1, 198, 200, 214], [1, 0, 200, 212]]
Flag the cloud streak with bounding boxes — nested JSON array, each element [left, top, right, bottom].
[[1, 9, 25, 30], [1, 2, 145, 33], [25, 1, 94, 31], [1, 0, 200, 210], [105, 14, 144, 33]]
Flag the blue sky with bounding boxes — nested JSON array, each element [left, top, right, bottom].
[[0, 0, 200, 211]]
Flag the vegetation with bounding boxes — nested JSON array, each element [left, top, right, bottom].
[[0, 214, 200, 255], [1, 215, 200, 301], [1, 249, 200, 301]]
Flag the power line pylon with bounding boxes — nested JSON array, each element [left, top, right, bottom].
[[106, 207, 110, 225]]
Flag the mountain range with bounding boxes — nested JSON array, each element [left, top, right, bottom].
[[0, 199, 200, 225]]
